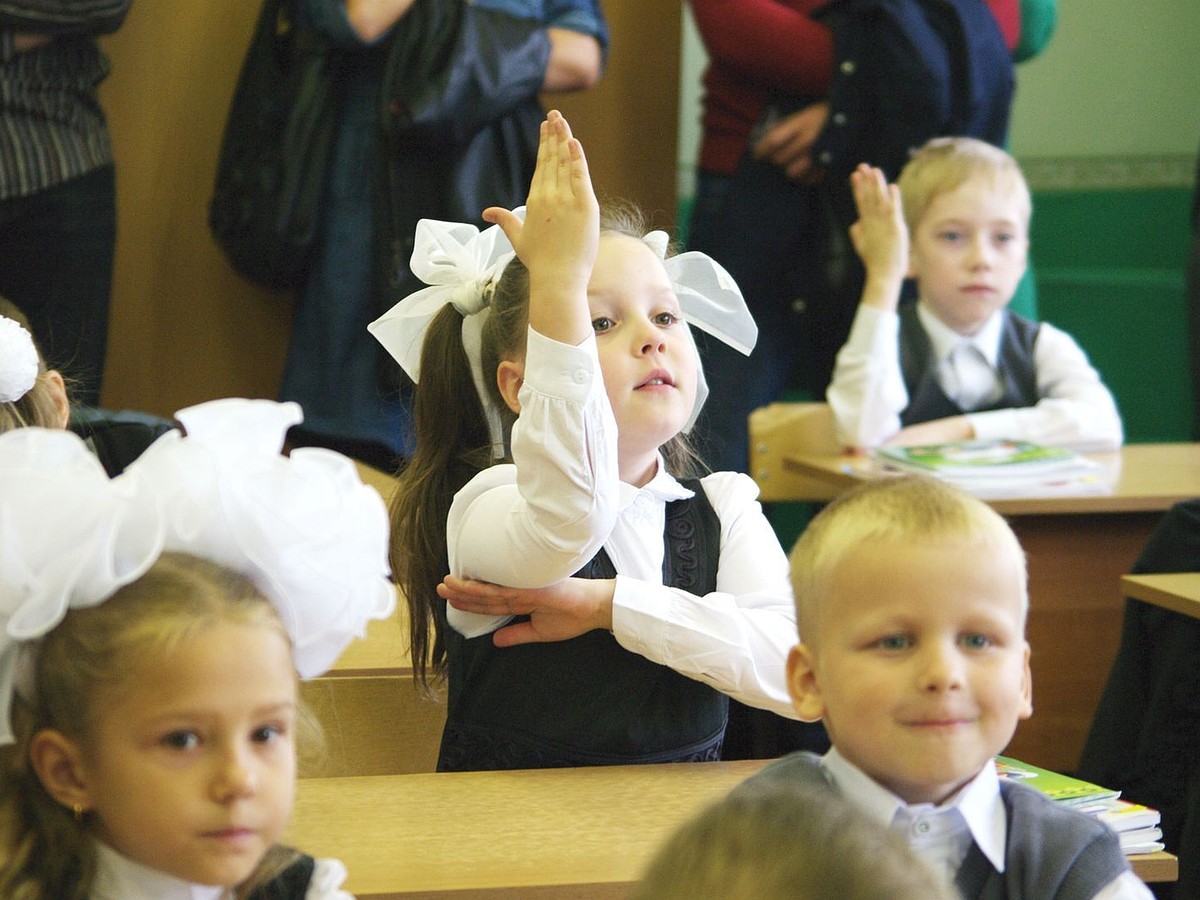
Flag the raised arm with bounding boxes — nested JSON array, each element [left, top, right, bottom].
[[826, 165, 911, 448]]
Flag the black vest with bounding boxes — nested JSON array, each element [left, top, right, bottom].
[[899, 304, 1040, 427], [438, 479, 727, 771], [741, 752, 1130, 900]]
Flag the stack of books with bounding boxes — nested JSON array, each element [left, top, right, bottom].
[[995, 757, 1164, 855], [874, 439, 1110, 499]]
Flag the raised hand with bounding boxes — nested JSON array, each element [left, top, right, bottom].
[[482, 110, 599, 345], [848, 163, 910, 312]]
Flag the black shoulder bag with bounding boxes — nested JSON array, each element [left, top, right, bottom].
[[209, 0, 345, 291]]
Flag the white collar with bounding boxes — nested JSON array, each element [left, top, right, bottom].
[[821, 747, 1008, 872], [91, 841, 229, 900], [616, 454, 695, 510], [916, 301, 1004, 367]]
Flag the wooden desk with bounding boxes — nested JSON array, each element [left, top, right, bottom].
[[301, 600, 447, 777], [286, 761, 1175, 897], [1121, 572, 1200, 620], [777, 444, 1200, 773]]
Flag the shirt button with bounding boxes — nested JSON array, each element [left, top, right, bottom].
[[572, 369, 588, 384], [818, 151, 832, 165], [833, 112, 847, 126], [914, 820, 931, 835], [840, 59, 856, 75]]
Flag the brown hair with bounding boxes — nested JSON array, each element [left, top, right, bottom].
[[0, 552, 315, 899], [390, 202, 705, 686]]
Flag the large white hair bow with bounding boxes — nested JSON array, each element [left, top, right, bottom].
[[0, 315, 39, 403], [369, 214, 519, 453], [121, 399, 395, 678], [0, 429, 162, 744], [0, 399, 395, 744]]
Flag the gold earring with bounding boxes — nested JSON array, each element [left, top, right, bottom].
[[72, 803, 85, 823]]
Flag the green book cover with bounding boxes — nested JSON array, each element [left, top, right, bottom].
[[994, 756, 1120, 805], [875, 440, 1092, 479]]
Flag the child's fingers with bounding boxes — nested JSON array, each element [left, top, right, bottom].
[[482, 206, 524, 245]]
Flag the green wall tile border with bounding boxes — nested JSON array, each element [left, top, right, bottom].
[[1020, 155, 1197, 191]]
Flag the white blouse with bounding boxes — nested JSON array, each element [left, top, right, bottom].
[[827, 302, 1124, 450], [446, 327, 798, 718], [90, 841, 354, 900]]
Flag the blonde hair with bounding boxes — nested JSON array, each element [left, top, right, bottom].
[[0, 552, 315, 899], [898, 136, 1031, 235], [0, 299, 66, 434], [632, 779, 956, 900], [789, 475, 1027, 642], [391, 201, 704, 687]]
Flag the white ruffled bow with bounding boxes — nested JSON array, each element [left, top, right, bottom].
[[0, 315, 40, 403], [0, 399, 395, 744]]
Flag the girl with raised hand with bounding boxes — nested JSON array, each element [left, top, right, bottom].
[[0, 398, 393, 899], [371, 111, 797, 771]]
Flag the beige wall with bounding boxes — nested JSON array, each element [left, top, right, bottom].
[[97, 0, 680, 416]]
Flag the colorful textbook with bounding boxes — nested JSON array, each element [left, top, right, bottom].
[[995, 757, 1164, 855], [874, 440, 1109, 498]]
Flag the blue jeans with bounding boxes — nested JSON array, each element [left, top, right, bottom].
[[0, 164, 116, 406]]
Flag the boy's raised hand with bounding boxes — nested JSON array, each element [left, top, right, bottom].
[[848, 164, 909, 312], [482, 110, 599, 345]]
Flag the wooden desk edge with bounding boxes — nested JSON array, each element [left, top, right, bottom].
[[1131, 851, 1178, 884], [1121, 573, 1200, 620]]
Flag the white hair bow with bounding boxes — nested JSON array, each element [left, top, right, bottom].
[[641, 230, 758, 431], [0, 399, 395, 744], [0, 316, 39, 403], [368, 213, 521, 454]]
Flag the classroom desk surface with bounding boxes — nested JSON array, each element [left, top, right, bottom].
[[286, 761, 1176, 897], [1121, 571, 1200, 620], [287, 760, 765, 899], [782, 443, 1200, 514], [777, 444, 1200, 773]]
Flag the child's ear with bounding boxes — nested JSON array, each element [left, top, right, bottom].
[[495, 360, 524, 415], [28, 729, 93, 814], [46, 370, 70, 429], [1018, 641, 1034, 720], [787, 644, 826, 723]]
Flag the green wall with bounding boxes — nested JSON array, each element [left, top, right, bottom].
[[1031, 187, 1193, 441]]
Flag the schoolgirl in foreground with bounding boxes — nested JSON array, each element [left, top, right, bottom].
[[0, 399, 393, 898]]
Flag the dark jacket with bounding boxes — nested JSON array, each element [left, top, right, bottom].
[[809, 0, 1015, 180], [375, 0, 552, 315]]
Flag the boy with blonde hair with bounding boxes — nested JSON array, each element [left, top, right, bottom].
[[827, 138, 1122, 450], [743, 476, 1150, 898]]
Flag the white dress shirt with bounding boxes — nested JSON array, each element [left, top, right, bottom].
[[826, 301, 1124, 450], [90, 841, 354, 900], [821, 749, 1153, 900], [446, 327, 798, 718]]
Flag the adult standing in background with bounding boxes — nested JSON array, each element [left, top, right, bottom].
[[686, 0, 1055, 475], [0, 0, 132, 407], [278, 0, 607, 472]]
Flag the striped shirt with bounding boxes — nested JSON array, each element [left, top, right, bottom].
[[0, 0, 131, 200]]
